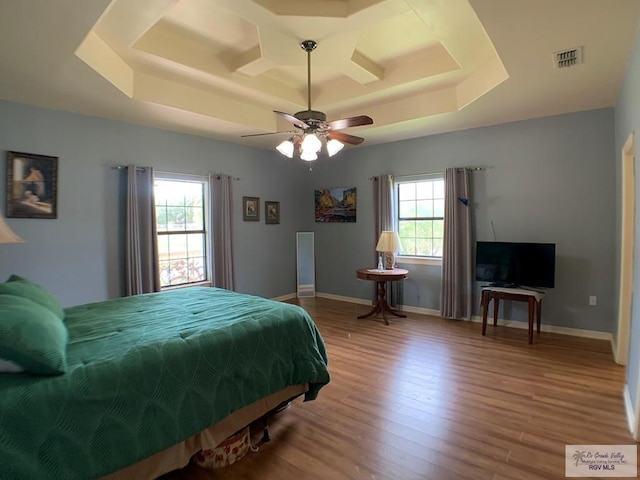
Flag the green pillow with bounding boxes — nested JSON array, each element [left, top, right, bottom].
[[0, 274, 65, 320], [0, 294, 68, 375]]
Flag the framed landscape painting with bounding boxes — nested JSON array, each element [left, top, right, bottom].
[[314, 186, 356, 223], [6, 151, 58, 219]]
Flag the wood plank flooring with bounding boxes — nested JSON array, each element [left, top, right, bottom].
[[162, 297, 635, 479]]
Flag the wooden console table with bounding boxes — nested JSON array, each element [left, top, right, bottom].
[[356, 268, 408, 325], [481, 287, 546, 344]]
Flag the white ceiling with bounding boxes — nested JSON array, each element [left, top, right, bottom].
[[0, 0, 639, 151]]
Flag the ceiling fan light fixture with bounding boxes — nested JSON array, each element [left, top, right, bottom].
[[326, 138, 344, 157], [261, 40, 372, 161], [276, 139, 294, 158], [301, 133, 322, 153], [300, 149, 318, 162]]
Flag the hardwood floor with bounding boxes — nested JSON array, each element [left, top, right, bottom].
[[162, 297, 635, 479]]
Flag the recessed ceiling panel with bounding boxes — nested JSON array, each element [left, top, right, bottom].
[[164, 0, 259, 51], [357, 10, 439, 62], [252, 0, 387, 17]]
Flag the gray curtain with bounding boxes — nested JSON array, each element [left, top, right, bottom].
[[374, 174, 394, 237], [373, 174, 402, 307], [125, 165, 160, 295], [210, 174, 235, 290], [440, 168, 472, 319]]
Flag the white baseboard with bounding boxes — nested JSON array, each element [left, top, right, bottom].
[[468, 314, 612, 341], [312, 292, 612, 341], [271, 293, 297, 302], [315, 292, 374, 306], [623, 384, 636, 437]]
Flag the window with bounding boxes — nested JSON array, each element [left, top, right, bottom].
[[154, 174, 209, 288], [395, 174, 445, 259]]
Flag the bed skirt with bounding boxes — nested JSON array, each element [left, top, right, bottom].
[[102, 384, 308, 480]]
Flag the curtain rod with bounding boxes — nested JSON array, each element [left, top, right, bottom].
[[370, 167, 485, 180], [111, 166, 240, 180], [210, 172, 241, 180], [112, 165, 145, 172]]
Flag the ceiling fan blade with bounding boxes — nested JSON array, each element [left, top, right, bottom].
[[274, 110, 310, 130], [241, 131, 294, 138], [327, 131, 365, 145], [326, 115, 373, 131]]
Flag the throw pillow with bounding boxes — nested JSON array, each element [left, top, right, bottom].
[[0, 294, 68, 375], [0, 274, 65, 320]]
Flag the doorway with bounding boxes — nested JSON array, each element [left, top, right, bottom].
[[616, 132, 635, 366]]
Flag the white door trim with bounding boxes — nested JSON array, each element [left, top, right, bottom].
[[615, 131, 635, 366]]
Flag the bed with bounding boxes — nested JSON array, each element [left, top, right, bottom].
[[0, 279, 330, 479]]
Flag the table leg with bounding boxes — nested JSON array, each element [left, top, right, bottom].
[[357, 282, 383, 320], [536, 299, 542, 334], [481, 291, 489, 336], [527, 297, 534, 344], [357, 280, 406, 325], [493, 296, 499, 326]]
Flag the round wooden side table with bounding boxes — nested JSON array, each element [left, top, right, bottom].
[[356, 268, 409, 325]]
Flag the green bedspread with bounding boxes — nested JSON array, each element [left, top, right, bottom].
[[0, 287, 330, 479]]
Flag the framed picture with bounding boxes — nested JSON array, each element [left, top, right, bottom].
[[6, 151, 58, 219], [314, 186, 356, 223], [265, 201, 280, 224], [242, 196, 260, 221]]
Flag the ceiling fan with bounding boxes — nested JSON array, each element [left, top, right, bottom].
[[242, 40, 374, 161]]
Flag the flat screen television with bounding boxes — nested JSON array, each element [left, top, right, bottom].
[[475, 241, 556, 288]]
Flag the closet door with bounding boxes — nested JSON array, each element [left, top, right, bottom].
[[296, 232, 315, 297]]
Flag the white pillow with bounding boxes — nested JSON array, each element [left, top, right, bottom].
[[0, 358, 24, 373]]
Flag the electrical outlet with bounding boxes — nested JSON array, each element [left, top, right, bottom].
[[589, 296, 597, 306]]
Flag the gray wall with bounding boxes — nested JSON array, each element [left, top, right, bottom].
[[614, 27, 640, 411], [0, 100, 307, 306], [0, 101, 619, 336], [307, 108, 617, 332]]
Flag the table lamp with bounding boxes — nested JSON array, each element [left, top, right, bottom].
[[375, 231, 402, 270], [0, 213, 23, 244]]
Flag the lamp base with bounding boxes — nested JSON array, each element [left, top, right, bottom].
[[383, 251, 395, 270]]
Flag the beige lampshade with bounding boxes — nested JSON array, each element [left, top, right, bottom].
[[375, 231, 402, 253], [0, 213, 24, 244]]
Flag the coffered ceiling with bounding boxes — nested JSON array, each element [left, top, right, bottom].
[[0, 0, 639, 150]]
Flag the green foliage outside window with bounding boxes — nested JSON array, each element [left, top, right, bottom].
[[396, 178, 445, 258]]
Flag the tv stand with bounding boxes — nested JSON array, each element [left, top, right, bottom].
[[480, 286, 546, 344]]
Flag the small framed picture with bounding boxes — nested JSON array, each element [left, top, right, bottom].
[[265, 201, 280, 224], [242, 196, 260, 221], [6, 151, 58, 219]]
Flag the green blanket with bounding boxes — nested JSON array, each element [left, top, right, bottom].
[[0, 288, 330, 479]]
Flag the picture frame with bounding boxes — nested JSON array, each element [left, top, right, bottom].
[[314, 186, 356, 223], [265, 201, 280, 224], [6, 151, 58, 219], [242, 196, 260, 221]]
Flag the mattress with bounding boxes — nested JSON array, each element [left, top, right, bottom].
[[0, 287, 330, 479]]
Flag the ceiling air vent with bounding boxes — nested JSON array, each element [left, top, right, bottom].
[[554, 46, 583, 68]]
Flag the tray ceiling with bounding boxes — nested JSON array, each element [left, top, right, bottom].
[[1, 0, 639, 150]]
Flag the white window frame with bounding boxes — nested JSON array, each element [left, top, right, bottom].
[[154, 172, 211, 289], [394, 172, 444, 267]]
